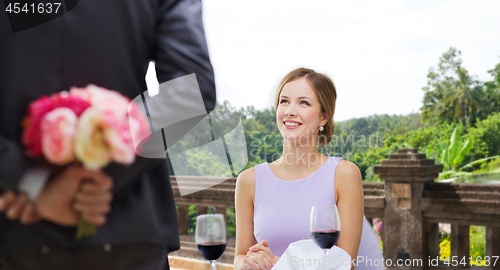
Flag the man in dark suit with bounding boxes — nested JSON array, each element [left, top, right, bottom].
[[0, 0, 216, 269]]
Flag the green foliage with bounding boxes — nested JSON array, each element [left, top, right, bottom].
[[461, 156, 500, 173], [421, 48, 500, 128], [465, 112, 500, 162], [167, 148, 234, 177], [470, 226, 486, 264], [184, 205, 235, 237], [433, 127, 473, 172], [226, 208, 236, 238], [471, 157, 500, 174], [439, 226, 486, 266], [188, 205, 196, 233], [170, 51, 500, 237]]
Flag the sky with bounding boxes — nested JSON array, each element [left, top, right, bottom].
[[146, 0, 500, 122]]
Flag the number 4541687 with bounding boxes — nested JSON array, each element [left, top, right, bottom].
[[5, 3, 61, 14]]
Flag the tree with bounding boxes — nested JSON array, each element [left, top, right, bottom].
[[421, 48, 482, 127], [476, 61, 500, 120]]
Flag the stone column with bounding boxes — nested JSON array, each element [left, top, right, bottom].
[[215, 207, 227, 223], [451, 225, 470, 268], [177, 205, 189, 234], [216, 207, 228, 238], [486, 226, 500, 270], [374, 148, 442, 269], [197, 206, 208, 216]]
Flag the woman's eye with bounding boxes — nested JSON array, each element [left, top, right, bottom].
[[301, 101, 310, 105], [280, 100, 288, 104]]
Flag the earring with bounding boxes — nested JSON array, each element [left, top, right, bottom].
[[319, 126, 324, 132]]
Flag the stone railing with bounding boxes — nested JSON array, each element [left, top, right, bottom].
[[169, 178, 386, 266], [373, 148, 500, 270], [170, 148, 500, 270], [170, 176, 236, 265]]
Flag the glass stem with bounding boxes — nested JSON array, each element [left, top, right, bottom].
[[324, 249, 329, 270], [210, 260, 217, 270]]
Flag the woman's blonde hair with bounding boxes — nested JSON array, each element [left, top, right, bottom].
[[274, 68, 337, 145]]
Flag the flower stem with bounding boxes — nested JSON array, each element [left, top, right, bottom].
[[76, 216, 97, 240]]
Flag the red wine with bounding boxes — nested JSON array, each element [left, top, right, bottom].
[[197, 242, 226, 260], [311, 230, 340, 249]]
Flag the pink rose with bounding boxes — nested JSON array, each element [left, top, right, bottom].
[[127, 101, 151, 154], [50, 91, 91, 116], [101, 111, 136, 165], [22, 93, 90, 156], [70, 85, 130, 114], [40, 108, 78, 165], [72, 85, 150, 163], [23, 85, 149, 170], [22, 96, 54, 156]]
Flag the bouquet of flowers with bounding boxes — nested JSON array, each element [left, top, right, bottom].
[[21, 84, 150, 239]]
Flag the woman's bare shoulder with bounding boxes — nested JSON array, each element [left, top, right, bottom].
[[337, 159, 361, 173], [236, 167, 256, 188], [335, 160, 362, 185], [335, 160, 363, 205], [235, 167, 256, 204]]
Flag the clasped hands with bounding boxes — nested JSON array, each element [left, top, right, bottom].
[[241, 240, 279, 270], [0, 165, 113, 227]]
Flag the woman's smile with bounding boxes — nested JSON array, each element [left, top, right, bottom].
[[283, 120, 302, 129]]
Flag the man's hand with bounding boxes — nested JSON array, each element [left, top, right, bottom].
[[0, 191, 41, 225], [73, 174, 113, 227], [35, 165, 113, 226], [0, 166, 113, 227]]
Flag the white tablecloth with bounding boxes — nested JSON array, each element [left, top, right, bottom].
[[273, 217, 385, 270], [273, 239, 352, 270]]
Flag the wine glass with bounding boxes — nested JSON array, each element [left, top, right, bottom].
[[195, 214, 227, 270], [310, 205, 341, 267]]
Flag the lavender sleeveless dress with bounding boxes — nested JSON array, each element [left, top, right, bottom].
[[254, 156, 341, 257], [253, 156, 384, 270]]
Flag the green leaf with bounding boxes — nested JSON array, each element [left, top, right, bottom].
[[442, 140, 451, 170], [453, 137, 473, 166], [461, 156, 500, 170], [438, 170, 455, 180], [447, 127, 461, 166]]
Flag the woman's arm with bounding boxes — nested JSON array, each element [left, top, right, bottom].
[[335, 160, 364, 270], [234, 167, 276, 270], [234, 168, 257, 269]]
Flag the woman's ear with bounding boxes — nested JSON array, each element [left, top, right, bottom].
[[320, 113, 328, 127]]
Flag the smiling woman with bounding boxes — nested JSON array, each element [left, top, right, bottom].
[[274, 68, 337, 146], [233, 68, 382, 270]]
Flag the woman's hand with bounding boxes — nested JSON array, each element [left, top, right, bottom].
[[240, 240, 277, 270]]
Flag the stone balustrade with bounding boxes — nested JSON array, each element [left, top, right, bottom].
[[169, 148, 500, 270]]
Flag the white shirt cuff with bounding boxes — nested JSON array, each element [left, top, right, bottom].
[[18, 167, 51, 201]]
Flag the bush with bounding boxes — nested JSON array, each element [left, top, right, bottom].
[[466, 113, 500, 162]]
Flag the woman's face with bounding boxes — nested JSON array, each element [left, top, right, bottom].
[[276, 77, 327, 146]]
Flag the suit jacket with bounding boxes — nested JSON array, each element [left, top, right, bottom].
[[0, 0, 216, 255]]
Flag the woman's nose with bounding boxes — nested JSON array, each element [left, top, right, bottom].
[[285, 106, 297, 117]]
